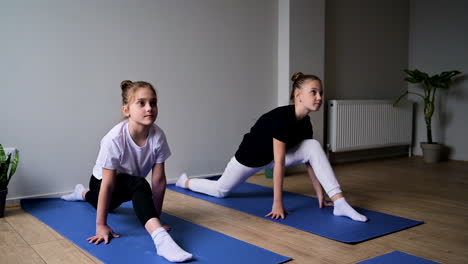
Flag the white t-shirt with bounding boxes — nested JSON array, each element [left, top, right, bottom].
[[92, 120, 171, 180]]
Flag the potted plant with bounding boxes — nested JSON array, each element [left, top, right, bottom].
[[395, 69, 461, 163], [0, 144, 19, 217]]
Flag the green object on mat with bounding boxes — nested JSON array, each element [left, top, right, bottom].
[[265, 168, 273, 179]]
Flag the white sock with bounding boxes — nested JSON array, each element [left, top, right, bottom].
[[61, 184, 86, 201], [175, 173, 188, 189], [333, 197, 368, 222], [151, 227, 192, 262]]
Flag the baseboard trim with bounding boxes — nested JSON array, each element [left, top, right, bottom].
[[6, 191, 71, 206], [7, 168, 302, 205], [328, 146, 410, 164]]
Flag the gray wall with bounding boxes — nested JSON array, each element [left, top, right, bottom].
[[290, 0, 325, 144], [325, 0, 409, 100], [409, 0, 468, 160], [277, 0, 290, 107], [0, 0, 278, 199]]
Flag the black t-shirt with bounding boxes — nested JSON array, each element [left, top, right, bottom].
[[234, 105, 313, 167]]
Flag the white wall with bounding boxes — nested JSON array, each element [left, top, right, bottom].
[[277, 0, 290, 107], [409, 0, 468, 160], [325, 0, 409, 100], [0, 0, 278, 198], [290, 0, 325, 144], [277, 0, 326, 144]]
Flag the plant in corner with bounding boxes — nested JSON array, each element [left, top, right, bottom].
[[395, 69, 461, 163], [0, 144, 19, 217]]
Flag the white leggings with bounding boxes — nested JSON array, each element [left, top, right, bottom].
[[188, 139, 342, 198]]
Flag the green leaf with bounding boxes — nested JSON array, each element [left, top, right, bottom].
[[412, 69, 429, 81], [404, 77, 420, 83], [403, 69, 429, 83], [0, 144, 5, 163], [403, 69, 412, 75], [416, 70, 429, 80], [7, 151, 19, 184], [445, 70, 461, 77], [440, 71, 449, 77], [0, 160, 8, 181], [0, 146, 19, 189], [432, 70, 461, 89], [440, 70, 461, 82], [439, 82, 449, 89], [427, 75, 439, 88], [440, 70, 458, 79], [0, 154, 11, 189]]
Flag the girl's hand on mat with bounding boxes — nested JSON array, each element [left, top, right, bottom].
[[317, 195, 333, 208], [162, 224, 171, 231], [266, 203, 290, 220], [87, 224, 120, 245]]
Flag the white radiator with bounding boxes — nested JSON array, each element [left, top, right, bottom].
[[327, 100, 413, 153]]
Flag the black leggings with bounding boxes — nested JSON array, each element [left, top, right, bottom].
[[85, 174, 158, 226]]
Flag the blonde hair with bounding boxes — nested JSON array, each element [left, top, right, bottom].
[[290, 72, 322, 102], [120, 80, 157, 106]]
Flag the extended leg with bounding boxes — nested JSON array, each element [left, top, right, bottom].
[[176, 157, 265, 198]]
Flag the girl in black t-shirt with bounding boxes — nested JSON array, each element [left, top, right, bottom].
[[176, 72, 367, 222]]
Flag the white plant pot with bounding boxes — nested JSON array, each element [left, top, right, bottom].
[[420, 142, 442, 163]]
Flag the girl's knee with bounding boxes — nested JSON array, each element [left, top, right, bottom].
[[304, 139, 322, 150], [214, 184, 231, 198], [214, 190, 229, 198], [302, 139, 326, 161], [109, 201, 122, 211], [133, 177, 152, 192]]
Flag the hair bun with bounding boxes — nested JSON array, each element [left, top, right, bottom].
[[120, 80, 133, 91], [291, 72, 304, 82]]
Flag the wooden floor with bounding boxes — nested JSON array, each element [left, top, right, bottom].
[[1, 157, 467, 264]]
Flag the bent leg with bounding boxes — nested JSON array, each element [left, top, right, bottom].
[[124, 176, 159, 226], [284, 140, 367, 222], [284, 139, 342, 198], [84, 175, 130, 211], [121, 177, 192, 262]]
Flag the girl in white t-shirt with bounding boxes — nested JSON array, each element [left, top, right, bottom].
[[61, 80, 192, 263]]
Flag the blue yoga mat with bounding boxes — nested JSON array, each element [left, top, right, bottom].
[[167, 177, 423, 243], [21, 198, 291, 264], [357, 251, 440, 264]]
